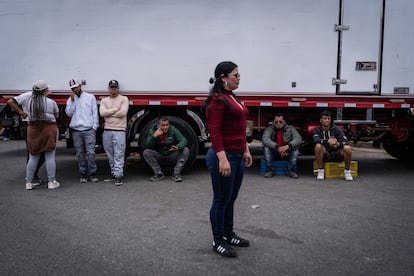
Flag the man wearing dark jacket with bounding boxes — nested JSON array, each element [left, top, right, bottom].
[[143, 117, 189, 182], [262, 113, 302, 178], [313, 110, 353, 181]]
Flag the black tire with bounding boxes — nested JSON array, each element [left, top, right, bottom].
[[381, 132, 414, 161], [138, 116, 199, 171]]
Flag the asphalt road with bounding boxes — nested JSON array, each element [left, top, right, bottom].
[[0, 140, 413, 276]]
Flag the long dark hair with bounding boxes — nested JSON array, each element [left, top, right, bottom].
[[204, 61, 238, 111], [29, 89, 47, 121]]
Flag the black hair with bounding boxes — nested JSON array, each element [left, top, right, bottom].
[[204, 61, 238, 112], [320, 110, 332, 118], [158, 116, 169, 123]]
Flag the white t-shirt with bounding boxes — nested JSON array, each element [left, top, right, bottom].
[[13, 91, 32, 122], [14, 91, 58, 122], [27, 96, 58, 122]]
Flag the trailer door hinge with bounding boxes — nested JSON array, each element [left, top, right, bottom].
[[334, 24, 349, 32], [332, 78, 347, 85]]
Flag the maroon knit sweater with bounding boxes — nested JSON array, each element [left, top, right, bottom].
[[206, 91, 249, 153]]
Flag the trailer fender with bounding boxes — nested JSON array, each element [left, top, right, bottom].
[[127, 109, 149, 142], [186, 109, 208, 142]]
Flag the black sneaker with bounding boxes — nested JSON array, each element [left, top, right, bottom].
[[104, 175, 116, 182], [114, 177, 123, 186], [80, 173, 87, 183], [88, 173, 99, 182], [32, 177, 45, 186], [264, 171, 274, 178], [212, 241, 237, 257], [223, 234, 250, 247], [150, 173, 165, 181], [172, 174, 183, 182]]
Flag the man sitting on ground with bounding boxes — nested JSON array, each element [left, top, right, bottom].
[[143, 117, 190, 182]]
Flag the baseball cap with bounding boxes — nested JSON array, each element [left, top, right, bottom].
[[32, 80, 49, 92], [108, 80, 119, 87], [69, 79, 81, 89]]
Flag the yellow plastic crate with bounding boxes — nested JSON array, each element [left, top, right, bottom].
[[313, 160, 358, 179]]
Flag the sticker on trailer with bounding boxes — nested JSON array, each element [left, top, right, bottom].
[[288, 102, 300, 107], [260, 102, 272, 107], [344, 103, 357, 108], [355, 62, 376, 71]]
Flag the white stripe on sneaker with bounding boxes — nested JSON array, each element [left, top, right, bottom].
[[231, 238, 240, 244]]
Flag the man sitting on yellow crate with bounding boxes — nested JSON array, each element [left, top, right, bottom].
[[313, 110, 353, 181]]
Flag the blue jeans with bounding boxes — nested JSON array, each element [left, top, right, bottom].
[[71, 129, 97, 174], [102, 130, 126, 178], [206, 148, 245, 243], [264, 146, 298, 172]]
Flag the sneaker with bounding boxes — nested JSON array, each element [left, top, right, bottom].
[[212, 241, 237, 257], [264, 171, 274, 178], [32, 177, 44, 186], [114, 177, 123, 186], [150, 173, 165, 181], [223, 234, 250, 247], [26, 182, 33, 190], [80, 173, 87, 183], [344, 169, 353, 181], [48, 180, 60, 189], [172, 174, 183, 182], [317, 169, 324, 180], [287, 170, 299, 178], [104, 175, 116, 182], [88, 173, 99, 182]]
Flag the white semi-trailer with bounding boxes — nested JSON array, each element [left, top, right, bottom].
[[1, 0, 413, 166]]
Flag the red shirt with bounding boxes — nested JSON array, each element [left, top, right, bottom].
[[206, 91, 249, 153], [276, 129, 284, 146]]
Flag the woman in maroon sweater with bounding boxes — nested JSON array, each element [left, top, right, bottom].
[[205, 61, 253, 257]]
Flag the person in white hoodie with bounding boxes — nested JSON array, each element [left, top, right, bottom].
[[65, 79, 99, 183]]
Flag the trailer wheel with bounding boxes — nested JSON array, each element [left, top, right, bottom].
[[382, 134, 413, 161], [138, 116, 199, 171]]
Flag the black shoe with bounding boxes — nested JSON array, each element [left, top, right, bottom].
[[150, 173, 165, 181], [223, 234, 250, 247], [32, 177, 45, 186], [80, 173, 87, 183], [172, 174, 183, 182], [104, 175, 116, 182], [264, 171, 274, 178], [212, 241, 237, 257], [287, 170, 299, 178], [114, 177, 123, 186], [88, 173, 99, 182]]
